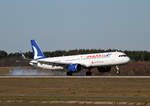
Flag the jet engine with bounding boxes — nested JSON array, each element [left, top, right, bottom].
[[68, 64, 81, 72]]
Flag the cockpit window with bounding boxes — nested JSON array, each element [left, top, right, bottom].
[[119, 55, 127, 57]]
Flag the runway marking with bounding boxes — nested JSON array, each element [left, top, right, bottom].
[[0, 76, 150, 79]]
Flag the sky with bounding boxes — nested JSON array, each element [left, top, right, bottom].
[[0, 0, 150, 53]]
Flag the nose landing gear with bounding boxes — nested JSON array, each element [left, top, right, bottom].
[[115, 65, 120, 74]]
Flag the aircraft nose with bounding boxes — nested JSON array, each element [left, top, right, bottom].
[[127, 56, 131, 63]]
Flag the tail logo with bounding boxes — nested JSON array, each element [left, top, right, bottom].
[[31, 40, 46, 60], [32, 46, 43, 59]]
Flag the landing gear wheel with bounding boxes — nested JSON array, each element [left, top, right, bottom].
[[67, 72, 72, 76], [86, 71, 92, 76], [116, 70, 120, 74]]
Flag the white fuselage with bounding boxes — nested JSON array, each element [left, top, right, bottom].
[[30, 52, 130, 69]]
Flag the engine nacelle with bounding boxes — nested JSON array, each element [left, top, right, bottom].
[[68, 64, 80, 72]]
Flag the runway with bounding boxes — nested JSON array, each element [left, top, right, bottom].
[[0, 76, 150, 78]]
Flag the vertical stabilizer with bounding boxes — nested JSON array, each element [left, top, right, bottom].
[[31, 40, 46, 60]]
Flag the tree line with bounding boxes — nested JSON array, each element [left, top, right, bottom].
[[0, 49, 150, 61]]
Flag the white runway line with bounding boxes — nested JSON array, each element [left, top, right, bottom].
[[0, 76, 150, 78]]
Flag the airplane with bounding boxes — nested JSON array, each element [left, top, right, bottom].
[[21, 40, 130, 76]]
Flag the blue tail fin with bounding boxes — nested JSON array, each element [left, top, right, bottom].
[[31, 40, 46, 60]]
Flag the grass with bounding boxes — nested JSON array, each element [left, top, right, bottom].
[[0, 103, 128, 106], [0, 96, 150, 102], [0, 78, 150, 102]]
